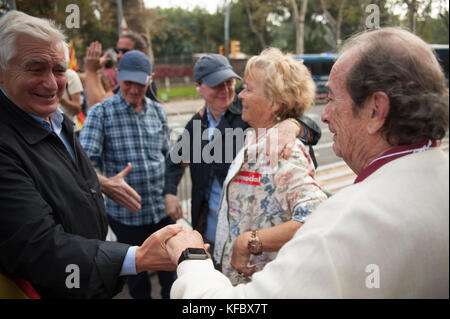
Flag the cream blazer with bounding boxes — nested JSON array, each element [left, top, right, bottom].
[[171, 148, 449, 298]]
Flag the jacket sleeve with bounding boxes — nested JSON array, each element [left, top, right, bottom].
[[164, 153, 185, 196], [0, 146, 130, 299], [296, 114, 322, 146]]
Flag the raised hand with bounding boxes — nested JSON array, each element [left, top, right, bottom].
[[84, 41, 102, 73]]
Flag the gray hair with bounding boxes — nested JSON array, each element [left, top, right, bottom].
[[341, 27, 449, 145], [0, 11, 66, 70]]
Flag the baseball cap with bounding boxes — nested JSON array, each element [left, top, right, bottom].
[[117, 50, 151, 85], [194, 54, 242, 87]]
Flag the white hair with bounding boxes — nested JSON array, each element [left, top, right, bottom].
[[62, 41, 70, 63], [0, 11, 66, 70]]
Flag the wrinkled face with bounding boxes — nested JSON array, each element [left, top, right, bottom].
[[0, 35, 66, 119], [321, 51, 368, 163], [119, 80, 149, 107], [197, 78, 236, 115], [116, 37, 135, 61], [238, 68, 275, 129]]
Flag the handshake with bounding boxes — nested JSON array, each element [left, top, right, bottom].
[[134, 224, 209, 273]]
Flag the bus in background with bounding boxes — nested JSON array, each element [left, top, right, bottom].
[[431, 44, 449, 86], [294, 53, 339, 101]]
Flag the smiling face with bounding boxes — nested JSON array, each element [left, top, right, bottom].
[[238, 67, 277, 130], [0, 34, 66, 119], [119, 80, 149, 108], [197, 78, 236, 115]]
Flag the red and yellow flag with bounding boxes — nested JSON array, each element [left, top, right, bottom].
[[0, 268, 41, 299], [67, 40, 79, 71]]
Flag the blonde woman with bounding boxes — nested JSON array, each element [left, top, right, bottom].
[[213, 48, 328, 285]]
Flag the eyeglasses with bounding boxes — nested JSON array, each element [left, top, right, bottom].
[[114, 47, 130, 54]]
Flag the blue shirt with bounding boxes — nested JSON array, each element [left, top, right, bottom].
[[204, 107, 225, 243], [29, 109, 77, 164], [79, 91, 169, 226]]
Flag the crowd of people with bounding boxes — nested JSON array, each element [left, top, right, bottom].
[[0, 10, 448, 299]]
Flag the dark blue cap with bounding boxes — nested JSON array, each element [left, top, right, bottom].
[[117, 50, 152, 85], [194, 54, 241, 87]]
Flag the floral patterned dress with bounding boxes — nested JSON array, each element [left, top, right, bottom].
[[213, 126, 328, 285]]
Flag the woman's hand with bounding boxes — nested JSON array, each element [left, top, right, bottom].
[[230, 232, 257, 277], [266, 119, 303, 162]]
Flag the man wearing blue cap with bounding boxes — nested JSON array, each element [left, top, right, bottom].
[[80, 50, 175, 299], [164, 54, 322, 261]]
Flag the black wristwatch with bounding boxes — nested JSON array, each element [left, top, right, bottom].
[[177, 248, 208, 265]]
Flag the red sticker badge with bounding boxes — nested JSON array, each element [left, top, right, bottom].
[[233, 171, 262, 186]]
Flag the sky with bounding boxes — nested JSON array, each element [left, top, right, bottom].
[[143, 0, 227, 13]]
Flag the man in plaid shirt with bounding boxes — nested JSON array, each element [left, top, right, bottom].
[[79, 50, 174, 299]]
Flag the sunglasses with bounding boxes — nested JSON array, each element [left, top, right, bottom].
[[114, 47, 131, 54]]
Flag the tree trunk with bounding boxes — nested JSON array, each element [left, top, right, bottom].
[[143, 26, 155, 65], [321, 0, 347, 51], [244, 0, 266, 49], [336, 0, 347, 50], [407, 0, 417, 33], [290, 0, 308, 54]]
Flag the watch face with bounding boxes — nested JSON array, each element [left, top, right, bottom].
[[248, 240, 263, 255], [178, 248, 208, 265], [186, 248, 207, 255], [185, 248, 208, 259]]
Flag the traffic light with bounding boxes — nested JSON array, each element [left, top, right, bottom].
[[230, 40, 240, 58], [219, 45, 225, 56]]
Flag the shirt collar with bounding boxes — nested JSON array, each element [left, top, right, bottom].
[[1, 86, 64, 133], [354, 140, 438, 184], [0, 89, 69, 145], [206, 106, 225, 126], [28, 108, 64, 134], [0, 87, 8, 98]]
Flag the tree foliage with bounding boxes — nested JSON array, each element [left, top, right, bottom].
[[5, 0, 448, 63]]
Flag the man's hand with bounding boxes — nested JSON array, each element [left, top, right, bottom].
[[230, 232, 256, 277], [84, 41, 102, 73], [266, 119, 301, 162], [98, 162, 142, 212], [135, 224, 184, 273], [99, 52, 111, 68], [166, 230, 209, 266], [165, 194, 183, 221]]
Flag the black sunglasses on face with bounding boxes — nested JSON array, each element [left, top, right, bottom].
[[114, 47, 130, 54]]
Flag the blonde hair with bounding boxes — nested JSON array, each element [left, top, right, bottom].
[[244, 47, 316, 120]]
